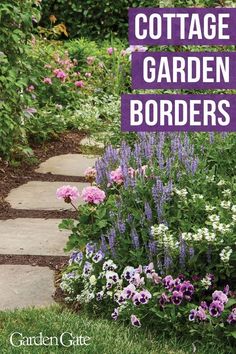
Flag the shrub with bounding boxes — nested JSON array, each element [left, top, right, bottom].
[[40, 0, 159, 39], [0, 0, 40, 158]]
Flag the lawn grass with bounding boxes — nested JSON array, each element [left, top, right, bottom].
[[0, 305, 233, 354]]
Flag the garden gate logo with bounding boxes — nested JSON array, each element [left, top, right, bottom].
[[9, 332, 91, 348], [121, 8, 236, 131]]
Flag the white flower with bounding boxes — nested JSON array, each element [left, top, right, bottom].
[[89, 275, 97, 286], [102, 260, 117, 271], [151, 224, 168, 237], [231, 205, 236, 214], [174, 188, 188, 198], [220, 201, 231, 209], [201, 276, 212, 290], [181, 232, 193, 241], [212, 222, 231, 234], [232, 214, 236, 222], [205, 204, 216, 212], [208, 214, 220, 223], [206, 175, 215, 182], [205, 232, 216, 242], [220, 247, 233, 264], [222, 189, 231, 198], [217, 180, 226, 186], [192, 194, 204, 201]]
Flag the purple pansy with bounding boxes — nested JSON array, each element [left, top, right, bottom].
[[131, 314, 141, 327], [209, 300, 224, 317], [171, 290, 184, 306]]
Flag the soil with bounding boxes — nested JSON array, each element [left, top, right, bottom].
[[0, 130, 86, 220]]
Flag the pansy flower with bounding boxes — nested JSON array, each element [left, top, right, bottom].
[[131, 314, 141, 327]]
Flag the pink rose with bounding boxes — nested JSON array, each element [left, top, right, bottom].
[[56, 185, 79, 203], [81, 186, 106, 205]]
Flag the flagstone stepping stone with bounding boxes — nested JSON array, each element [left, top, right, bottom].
[[0, 219, 70, 256], [80, 137, 104, 149], [6, 181, 89, 210], [0, 265, 55, 310], [36, 154, 98, 176]]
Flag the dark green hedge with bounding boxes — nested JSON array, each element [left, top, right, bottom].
[[40, 0, 159, 38]]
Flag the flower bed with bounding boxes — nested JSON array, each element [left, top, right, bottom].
[[57, 132, 236, 344]]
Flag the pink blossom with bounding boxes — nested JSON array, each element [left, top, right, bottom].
[[110, 167, 124, 185], [84, 167, 97, 182], [43, 77, 52, 85], [26, 85, 35, 92], [87, 56, 95, 65], [81, 186, 106, 205], [107, 47, 117, 55], [56, 185, 79, 203], [85, 72, 92, 78], [75, 80, 84, 88], [53, 69, 67, 81]]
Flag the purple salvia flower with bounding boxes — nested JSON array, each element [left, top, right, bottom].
[[131, 228, 140, 249], [108, 228, 116, 257], [100, 234, 107, 253], [144, 202, 152, 221]]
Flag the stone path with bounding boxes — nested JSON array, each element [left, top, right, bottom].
[[0, 143, 100, 310]]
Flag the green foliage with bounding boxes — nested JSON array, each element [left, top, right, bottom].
[[40, 0, 158, 39], [0, 0, 40, 158]]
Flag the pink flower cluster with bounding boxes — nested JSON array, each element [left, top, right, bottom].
[[56, 185, 105, 205], [56, 185, 80, 203], [81, 186, 106, 205], [110, 167, 124, 185], [53, 69, 67, 81]]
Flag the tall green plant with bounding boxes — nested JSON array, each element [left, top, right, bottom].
[[0, 0, 40, 158]]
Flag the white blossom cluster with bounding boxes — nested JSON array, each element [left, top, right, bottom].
[[151, 224, 178, 250], [174, 188, 188, 198], [219, 247, 233, 264], [182, 228, 216, 243]]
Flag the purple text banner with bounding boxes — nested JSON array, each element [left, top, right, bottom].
[[132, 52, 236, 90], [129, 8, 236, 45], [121, 94, 236, 132]]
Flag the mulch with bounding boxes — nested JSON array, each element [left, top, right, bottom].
[[0, 131, 84, 271], [0, 131, 86, 220]]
